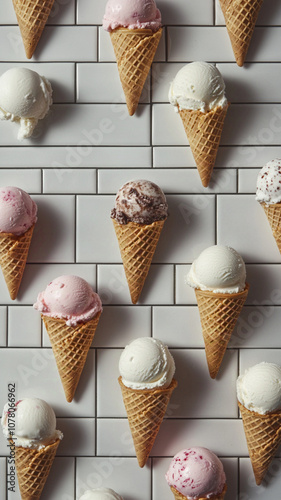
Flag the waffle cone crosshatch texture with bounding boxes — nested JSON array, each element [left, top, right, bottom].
[[1, 0, 281, 498]]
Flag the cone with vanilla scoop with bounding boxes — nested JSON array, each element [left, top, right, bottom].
[[237, 362, 281, 485], [111, 180, 168, 304], [103, 0, 162, 116], [34, 275, 102, 402], [187, 245, 249, 378], [1, 398, 63, 499], [169, 62, 229, 188], [118, 337, 177, 467], [256, 159, 281, 254]]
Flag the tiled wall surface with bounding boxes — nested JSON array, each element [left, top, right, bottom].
[[0, 0, 281, 499]]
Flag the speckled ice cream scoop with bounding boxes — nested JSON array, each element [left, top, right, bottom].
[[256, 159, 281, 205], [110, 179, 168, 224]]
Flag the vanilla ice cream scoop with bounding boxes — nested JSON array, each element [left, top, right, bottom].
[[119, 337, 175, 389], [169, 61, 228, 113], [165, 447, 226, 499], [256, 159, 281, 205], [34, 275, 102, 327], [79, 488, 123, 500], [103, 0, 161, 31], [1, 398, 63, 449], [0, 67, 52, 141], [0, 186, 37, 235], [237, 362, 281, 414], [111, 179, 168, 225], [187, 245, 246, 294]]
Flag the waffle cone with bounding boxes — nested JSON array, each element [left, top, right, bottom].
[[12, 0, 55, 59], [119, 377, 177, 467], [43, 312, 101, 402], [110, 27, 162, 115], [260, 202, 281, 253], [179, 104, 229, 187], [15, 438, 60, 499], [238, 401, 281, 485], [170, 484, 227, 500], [195, 284, 249, 378], [219, 0, 263, 66], [112, 218, 165, 304], [0, 225, 34, 300]]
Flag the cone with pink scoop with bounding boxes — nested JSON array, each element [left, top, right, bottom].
[[256, 159, 281, 254], [34, 275, 103, 402], [219, 0, 264, 67], [118, 337, 177, 467], [103, 0, 162, 116], [0, 186, 37, 300], [187, 245, 249, 378], [237, 363, 281, 485], [169, 62, 229, 187], [1, 398, 63, 499]]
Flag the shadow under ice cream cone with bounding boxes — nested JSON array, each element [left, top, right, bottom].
[[118, 337, 177, 467], [187, 245, 249, 378], [2, 398, 63, 499], [103, 0, 162, 116], [79, 488, 124, 500], [169, 62, 229, 187], [34, 275, 102, 402], [237, 362, 281, 485]]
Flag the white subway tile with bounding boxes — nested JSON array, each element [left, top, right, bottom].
[[8, 306, 41, 347], [43, 169, 96, 193], [96, 349, 125, 418], [58, 418, 95, 456], [153, 306, 204, 347], [76, 457, 151, 500], [240, 457, 281, 495], [153, 146, 196, 167], [0, 307, 7, 346], [216, 146, 281, 169], [246, 265, 281, 306], [238, 169, 259, 193], [98, 264, 174, 305], [77, 0, 104, 24], [39, 457, 75, 500], [175, 265, 198, 305], [217, 194, 281, 263], [160, 0, 213, 25], [0, 169, 41, 193], [230, 306, 281, 348], [0, 459, 5, 500]]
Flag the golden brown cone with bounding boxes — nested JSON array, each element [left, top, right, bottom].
[[110, 27, 162, 115], [12, 0, 55, 59], [179, 104, 229, 187], [0, 225, 34, 300], [238, 401, 281, 485], [260, 202, 281, 253], [170, 484, 227, 500], [42, 312, 101, 402], [112, 219, 165, 304], [14, 438, 60, 500], [119, 377, 177, 467], [195, 284, 249, 378], [219, 0, 263, 66]]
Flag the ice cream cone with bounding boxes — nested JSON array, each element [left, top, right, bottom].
[[0, 224, 34, 300], [195, 284, 249, 378], [179, 104, 229, 187], [112, 218, 165, 304], [170, 484, 227, 500], [219, 0, 263, 66], [110, 27, 162, 115], [238, 401, 281, 485], [14, 438, 60, 499], [42, 312, 101, 402], [119, 376, 177, 467], [260, 202, 281, 253], [12, 0, 55, 59]]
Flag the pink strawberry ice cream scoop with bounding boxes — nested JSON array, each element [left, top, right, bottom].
[[0, 186, 37, 236], [34, 275, 102, 327], [103, 0, 162, 32], [165, 447, 226, 499]]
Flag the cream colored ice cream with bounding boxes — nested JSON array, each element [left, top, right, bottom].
[[169, 61, 228, 113], [119, 337, 175, 390], [237, 362, 281, 414], [187, 245, 246, 294], [256, 159, 281, 205], [0, 67, 52, 141], [79, 488, 123, 500], [1, 398, 63, 449]]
